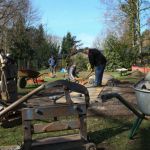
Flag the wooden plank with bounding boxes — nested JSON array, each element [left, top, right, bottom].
[[33, 120, 80, 133], [32, 134, 81, 146], [22, 104, 86, 120], [23, 120, 32, 150], [32, 140, 85, 150], [79, 114, 87, 141]]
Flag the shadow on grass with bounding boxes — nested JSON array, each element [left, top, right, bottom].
[[87, 114, 133, 144], [139, 127, 150, 150], [88, 108, 150, 150], [88, 124, 130, 144], [1, 117, 22, 128], [127, 126, 150, 150]]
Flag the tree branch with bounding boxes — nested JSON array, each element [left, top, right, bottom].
[[140, 6, 150, 11]]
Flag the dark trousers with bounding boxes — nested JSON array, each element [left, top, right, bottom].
[[50, 65, 56, 74]]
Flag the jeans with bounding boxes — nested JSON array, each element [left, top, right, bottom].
[[95, 64, 106, 86]]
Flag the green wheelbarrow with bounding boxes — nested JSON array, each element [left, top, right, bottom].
[[101, 79, 150, 139], [18, 69, 41, 88]]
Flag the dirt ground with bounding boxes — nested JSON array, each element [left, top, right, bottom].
[[88, 83, 137, 116], [86, 71, 144, 117]]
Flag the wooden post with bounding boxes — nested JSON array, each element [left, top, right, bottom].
[[23, 120, 32, 150]]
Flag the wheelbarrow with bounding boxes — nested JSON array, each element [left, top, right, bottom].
[[18, 69, 45, 88], [101, 78, 150, 139]]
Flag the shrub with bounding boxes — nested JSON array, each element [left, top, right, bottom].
[[73, 53, 88, 71], [103, 34, 137, 71]]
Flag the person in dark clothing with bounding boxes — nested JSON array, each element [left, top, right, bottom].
[[85, 48, 107, 87]]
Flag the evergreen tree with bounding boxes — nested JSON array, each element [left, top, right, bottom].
[[61, 32, 81, 67], [61, 32, 74, 55], [9, 16, 31, 69]]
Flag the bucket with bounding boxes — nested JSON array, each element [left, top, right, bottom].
[[134, 79, 150, 115]]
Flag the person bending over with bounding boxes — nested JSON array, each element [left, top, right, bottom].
[[84, 48, 107, 87]]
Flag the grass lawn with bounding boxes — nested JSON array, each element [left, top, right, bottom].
[[1, 115, 150, 149], [0, 70, 149, 149]]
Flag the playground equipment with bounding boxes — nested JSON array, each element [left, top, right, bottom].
[[0, 80, 96, 150], [101, 78, 150, 139]]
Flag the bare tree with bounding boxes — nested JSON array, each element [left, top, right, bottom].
[[100, 0, 150, 53], [92, 36, 104, 49], [0, 0, 29, 50]]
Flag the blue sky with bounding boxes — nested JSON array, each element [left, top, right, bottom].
[[31, 0, 106, 47]]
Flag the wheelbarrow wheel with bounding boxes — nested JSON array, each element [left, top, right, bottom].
[[85, 143, 97, 150], [18, 77, 27, 88]]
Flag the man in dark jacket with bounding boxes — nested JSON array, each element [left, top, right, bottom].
[[85, 48, 107, 87]]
